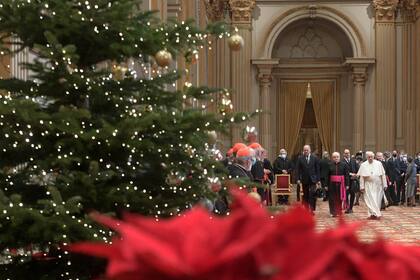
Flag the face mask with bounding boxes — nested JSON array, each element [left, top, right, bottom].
[[246, 160, 253, 171], [280, 154, 286, 159], [251, 157, 257, 166]]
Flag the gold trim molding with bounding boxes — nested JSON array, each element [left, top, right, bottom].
[[204, 0, 228, 22], [228, 0, 256, 23], [372, 0, 399, 22], [400, 0, 420, 22]]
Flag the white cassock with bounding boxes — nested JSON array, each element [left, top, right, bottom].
[[357, 159, 387, 217]]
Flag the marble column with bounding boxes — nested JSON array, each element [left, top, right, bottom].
[[253, 60, 278, 155], [229, 0, 256, 143], [204, 0, 230, 99], [416, 3, 420, 152], [176, 0, 192, 91], [204, 0, 232, 150], [373, 0, 399, 151], [150, 0, 167, 21], [352, 66, 368, 152], [400, 0, 418, 155]]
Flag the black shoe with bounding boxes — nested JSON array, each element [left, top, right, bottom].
[[354, 202, 359, 206], [344, 209, 353, 214]]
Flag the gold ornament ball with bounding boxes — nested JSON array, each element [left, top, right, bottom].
[[228, 34, 244, 51], [207, 130, 218, 145], [112, 65, 128, 80], [248, 192, 262, 202], [219, 95, 233, 114], [186, 146, 195, 156], [166, 174, 182, 186], [155, 50, 173, 67]]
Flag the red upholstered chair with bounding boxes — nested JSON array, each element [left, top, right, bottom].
[[271, 174, 292, 206]]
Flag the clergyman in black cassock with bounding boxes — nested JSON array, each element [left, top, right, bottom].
[[327, 152, 350, 217]]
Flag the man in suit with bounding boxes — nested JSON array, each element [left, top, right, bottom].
[[398, 152, 408, 204], [296, 145, 321, 213], [414, 152, 420, 174], [391, 150, 403, 203], [385, 151, 399, 205], [342, 149, 359, 214], [377, 152, 391, 209]]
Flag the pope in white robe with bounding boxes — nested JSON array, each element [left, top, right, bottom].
[[357, 152, 387, 219]]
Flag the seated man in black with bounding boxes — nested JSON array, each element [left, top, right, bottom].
[[273, 148, 293, 204], [214, 147, 253, 214]]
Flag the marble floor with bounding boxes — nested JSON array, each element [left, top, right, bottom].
[[313, 199, 420, 244]]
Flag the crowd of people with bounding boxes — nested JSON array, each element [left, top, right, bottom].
[[221, 135, 420, 220]]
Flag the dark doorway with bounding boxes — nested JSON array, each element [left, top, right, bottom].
[[293, 99, 322, 157]]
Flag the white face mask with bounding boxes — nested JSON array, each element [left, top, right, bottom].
[[246, 160, 253, 171], [280, 154, 286, 159]]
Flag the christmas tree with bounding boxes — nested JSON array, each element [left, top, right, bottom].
[[0, 0, 251, 278]]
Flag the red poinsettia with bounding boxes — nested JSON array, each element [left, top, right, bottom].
[[70, 189, 276, 280], [70, 189, 420, 280]]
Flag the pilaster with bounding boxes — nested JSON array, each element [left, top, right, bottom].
[[228, 0, 256, 143], [373, 0, 399, 151], [253, 59, 279, 155]]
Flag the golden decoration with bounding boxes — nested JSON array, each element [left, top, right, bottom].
[[112, 64, 128, 80], [228, 33, 244, 51], [155, 49, 172, 67], [219, 92, 233, 114]]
